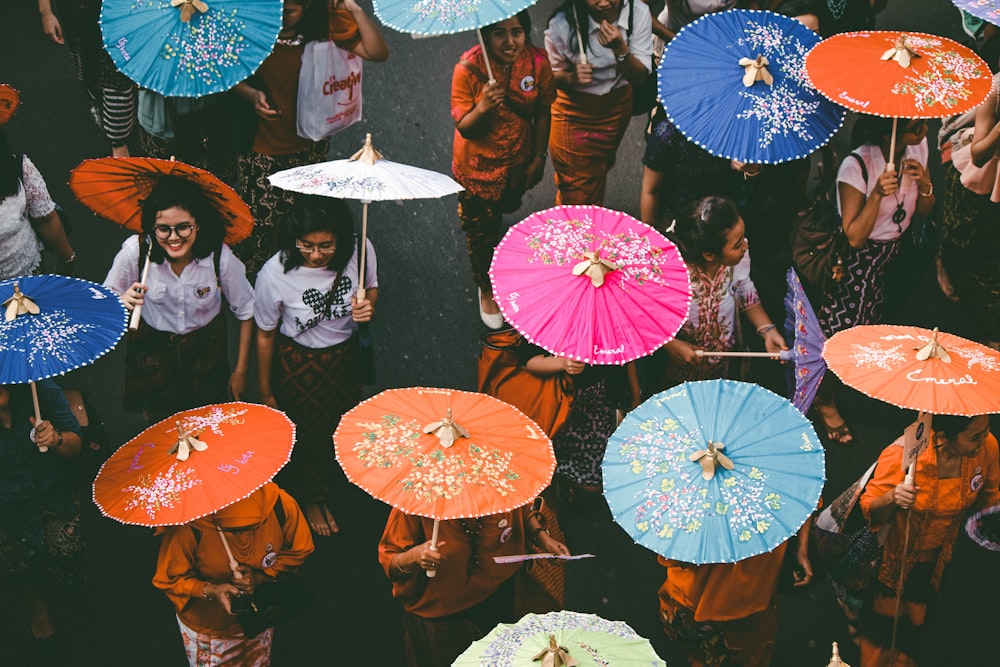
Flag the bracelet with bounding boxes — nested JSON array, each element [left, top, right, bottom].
[[756, 324, 776, 336], [53, 429, 63, 448], [615, 50, 631, 62], [395, 557, 416, 575], [535, 152, 547, 160], [59, 253, 76, 264], [532, 527, 550, 538], [919, 184, 934, 197]]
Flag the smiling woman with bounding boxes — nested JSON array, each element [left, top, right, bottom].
[[103, 176, 256, 423]]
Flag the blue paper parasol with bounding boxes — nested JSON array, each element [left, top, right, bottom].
[[100, 0, 282, 97], [603, 379, 825, 564], [952, 0, 1000, 27], [784, 268, 826, 414], [0, 275, 127, 385], [658, 9, 845, 164], [374, 0, 539, 36]]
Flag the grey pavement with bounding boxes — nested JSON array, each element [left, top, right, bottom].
[[1, 0, 996, 665]]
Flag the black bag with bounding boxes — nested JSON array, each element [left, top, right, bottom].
[[790, 153, 867, 293], [625, 0, 657, 116], [234, 572, 317, 639]]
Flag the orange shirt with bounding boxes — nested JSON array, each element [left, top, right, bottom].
[[252, 7, 361, 156], [657, 544, 788, 623], [861, 432, 1000, 588], [378, 508, 529, 618], [451, 45, 555, 201], [152, 484, 315, 637]]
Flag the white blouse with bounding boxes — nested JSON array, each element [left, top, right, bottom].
[[836, 139, 929, 242], [545, 0, 653, 96], [254, 239, 378, 349], [0, 156, 55, 279], [104, 236, 255, 335]]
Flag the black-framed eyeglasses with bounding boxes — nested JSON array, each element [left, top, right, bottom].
[[153, 223, 196, 239]]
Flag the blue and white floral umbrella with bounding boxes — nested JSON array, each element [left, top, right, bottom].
[[603, 380, 825, 564], [658, 9, 845, 164], [0, 275, 127, 385], [951, 0, 1000, 28], [374, 0, 539, 36], [100, 0, 282, 97]]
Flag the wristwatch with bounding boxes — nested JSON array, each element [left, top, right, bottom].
[[615, 49, 630, 63]]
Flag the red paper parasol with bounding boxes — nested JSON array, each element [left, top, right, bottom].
[[0, 84, 19, 125], [93, 403, 295, 526], [69, 157, 254, 245], [822, 325, 1000, 416]]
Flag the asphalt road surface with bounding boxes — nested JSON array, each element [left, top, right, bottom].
[[1, 0, 996, 665]]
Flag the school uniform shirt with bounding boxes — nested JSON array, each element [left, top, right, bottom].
[[836, 139, 929, 242], [104, 236, 255, 335], [253, 240, 378, 349], [544, 0, 653, 96]]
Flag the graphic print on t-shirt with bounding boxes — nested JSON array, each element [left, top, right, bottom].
[[294, 278, 352, 331]]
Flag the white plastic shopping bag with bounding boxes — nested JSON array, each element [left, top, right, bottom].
[[296, 40, 363, 141]]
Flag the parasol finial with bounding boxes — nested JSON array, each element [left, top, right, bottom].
[[3, 282, 40, 321], [571, 250, 619, 287], [881, 35, 918, 68], [915, 327, 951, 364], [532, 634, 579, 667], [423, 408, 471, 449], [171, 0, 209, 23], [349, 133, 384, 166], [169, 420, 209, 462], [689, 440, 735, 481], [826, 641, 851, 667], [738, 55, 773, 87]]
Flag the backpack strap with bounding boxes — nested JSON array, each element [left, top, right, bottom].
[[846, 152, 868, 187], [213, 245, 222, 289]]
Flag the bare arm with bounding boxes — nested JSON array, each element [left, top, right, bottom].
[[229, 319, 254, 400], [256, 327, 278, 408], [38, 0, 64, 44], [838, 170, 897, 249], [32, 209, 76, 272], [970, 86, 1000, 168], [339, 0, 389, 62], [524, 354, 585, 376]]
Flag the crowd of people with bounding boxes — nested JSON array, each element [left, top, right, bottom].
[[1, 0, 999, 665]]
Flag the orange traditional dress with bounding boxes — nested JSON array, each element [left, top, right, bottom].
[[378, 508, 532, 667], [152, 483, 314, 667], [657, 545, 787, 667], [858, 433, 1000, 667], [451, 44, 555, 292]]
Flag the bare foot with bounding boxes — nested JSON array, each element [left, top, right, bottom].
[[29, 597, 55, 640], [305, 503, 339, 536], [815, 405, 853, 445]]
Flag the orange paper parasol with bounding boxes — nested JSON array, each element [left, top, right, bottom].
[[334, 387, 555, 520], [0, 84, 19, 125], [805, 31, 993, 119], [93, 403, 295, 526], [822, 325, 1000, 416], [69, 157, 254, 245]]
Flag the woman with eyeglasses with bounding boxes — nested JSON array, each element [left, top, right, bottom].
[[812, 115, 934, 446], [253, 197, 377, 537], [104, 176, 255, 423]]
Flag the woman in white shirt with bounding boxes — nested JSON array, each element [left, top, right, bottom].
[[813, 115, 935, 445], [254, 198, 377, 537], [104, 176, 255, 423], [545, 0, 653, 205]]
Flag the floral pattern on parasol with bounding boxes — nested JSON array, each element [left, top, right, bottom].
[[374, 0, 532, 36], [603, 380, 825, 563]]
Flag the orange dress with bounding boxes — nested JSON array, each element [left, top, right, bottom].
[[152, 483, 315, 638]]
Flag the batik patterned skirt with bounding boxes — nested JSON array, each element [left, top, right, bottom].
[[177, 616, 273, 667], [819, 237, 901, 337]]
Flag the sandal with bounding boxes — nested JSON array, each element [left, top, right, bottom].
[[816, 410, 854, 445]]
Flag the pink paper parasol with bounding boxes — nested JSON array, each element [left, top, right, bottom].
[[489, 205, 691, 366]]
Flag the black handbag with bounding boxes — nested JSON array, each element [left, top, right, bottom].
[[233, 573, 317, 639], [790, 152, 867, 293]]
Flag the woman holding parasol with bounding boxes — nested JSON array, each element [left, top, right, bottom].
[[0, 380, 83, 641], [103, 175, 256, 423], [858, 414, 999, 666], [254, 197, 376, 536], [544, 0, 654, 205]]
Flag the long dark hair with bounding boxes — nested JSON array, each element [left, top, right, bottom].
[[667, 196, 741, 267], [931, 414, 985, 441], [851, 114, 906, 147], [479, 10, 533, 48], [0, 129, 21, 199], [292, 0, 332, 43], [549, 0, 596, 57], [280, 196, 357, 274], [140, 176, 226, 264]]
